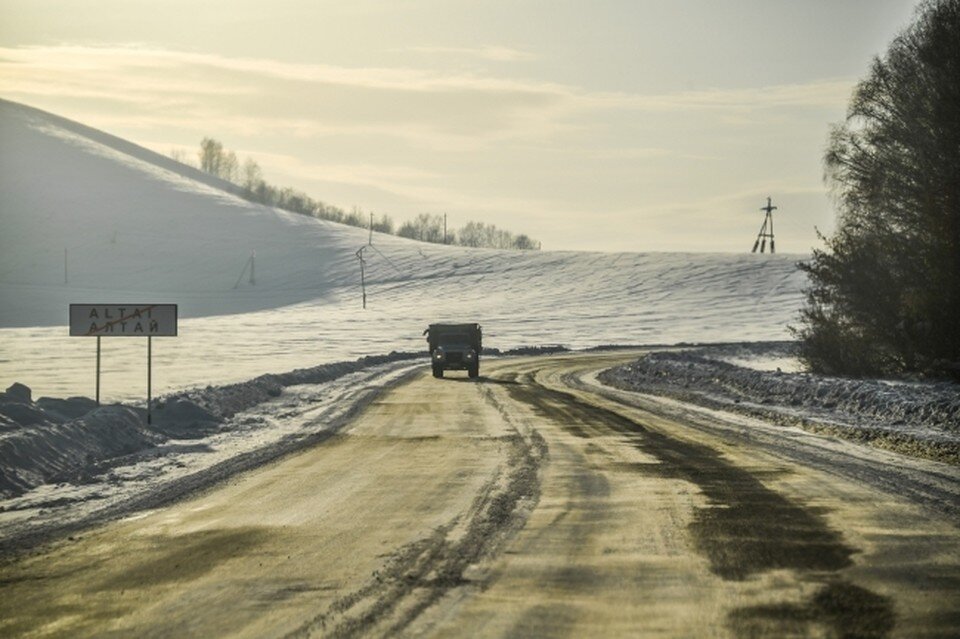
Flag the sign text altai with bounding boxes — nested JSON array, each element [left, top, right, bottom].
[[70, 304, 177, 337], [68, 304, 177, 423]]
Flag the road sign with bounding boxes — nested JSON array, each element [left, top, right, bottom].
[[69, 304, 178, 424], [70, 304, 178, 337]]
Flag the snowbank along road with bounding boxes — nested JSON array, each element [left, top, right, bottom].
[[1, 351, 958, 638]]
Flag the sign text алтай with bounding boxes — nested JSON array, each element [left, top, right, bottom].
[[70, 304, 178, 337]]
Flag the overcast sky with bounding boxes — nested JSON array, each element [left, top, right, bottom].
[[0, 0, 920, 252]]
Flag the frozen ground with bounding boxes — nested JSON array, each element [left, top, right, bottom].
[[0, 355, 422, 550], [598, 343, 960, 464], [5, 99, 955, 553], [1, 99, 805, 402]]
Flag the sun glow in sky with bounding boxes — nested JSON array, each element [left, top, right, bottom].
[[0, 0, 918, 252]]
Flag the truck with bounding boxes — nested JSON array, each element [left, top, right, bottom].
[[424, 323, 482, 378]]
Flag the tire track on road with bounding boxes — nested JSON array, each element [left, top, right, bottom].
[[287, 379, 547, 639], [503, 366, 896, 638]]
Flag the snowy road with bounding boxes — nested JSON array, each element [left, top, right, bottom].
[[1, 352, 958, 638]]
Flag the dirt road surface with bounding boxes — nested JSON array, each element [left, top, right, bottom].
[[2, 352, 958, 638]]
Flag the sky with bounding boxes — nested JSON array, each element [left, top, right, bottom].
[[0, 0, 920, 253]]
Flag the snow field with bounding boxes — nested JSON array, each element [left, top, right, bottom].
[[2, 98, 957, 546], [0, 99, 807, 402]]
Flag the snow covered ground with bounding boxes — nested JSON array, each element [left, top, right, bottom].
[[599, 344, 960, 464], [6, 99, 954, 548], [0, 98, 807, 402]]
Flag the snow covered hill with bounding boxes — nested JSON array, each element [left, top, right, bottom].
[[0, 99, 808, 400]]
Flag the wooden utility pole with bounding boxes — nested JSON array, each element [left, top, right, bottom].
[[356, 246, 367, 309], [233, 250, 256, 288]]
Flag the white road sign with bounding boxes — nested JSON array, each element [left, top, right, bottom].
[[70, 304, 178, 337]]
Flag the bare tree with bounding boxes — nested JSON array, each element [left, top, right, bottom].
[[198, 137, 239, 182], [241, 157, 263, 194], [199, 138, 224, 176], [169, 148, 195, 167]]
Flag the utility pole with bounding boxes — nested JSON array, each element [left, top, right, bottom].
[[369, 212, 374, 245], [356, 246, 367, 309], [233, 250, 257, 288], [752, 197, 778, 254]]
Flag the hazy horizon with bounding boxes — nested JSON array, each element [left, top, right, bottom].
[[0, 0, 919, 252]]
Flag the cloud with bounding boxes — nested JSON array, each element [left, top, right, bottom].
[[0, 44, 856, 162], [581, 147, 722, 162], [623, 183, 830, 228], [0, 44, 576, 148], [583, 80, 856, 113], [0, 45, 552, 93], [401, 45, 536, 62], [245, 152, 440, 189], [0, 44, 844, 251], [0, 44, 854, 117]]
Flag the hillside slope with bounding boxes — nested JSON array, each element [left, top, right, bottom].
[[0, 99, 808, 400], [0, 98, 366, 323]]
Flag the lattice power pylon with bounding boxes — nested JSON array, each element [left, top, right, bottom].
[[752, 197, 777, 253]]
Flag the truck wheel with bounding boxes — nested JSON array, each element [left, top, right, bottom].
[[433, 365, 444, 378], [468, 363, 479, 378]]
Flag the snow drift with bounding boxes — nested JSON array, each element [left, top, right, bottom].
[[599, 344, 960, 464], [0, 353, 419, 498]]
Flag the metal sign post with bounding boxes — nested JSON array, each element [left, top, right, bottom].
[[96, 336, 101, 406], [147, 336, 152, 424], [69, 304, 177, 421]]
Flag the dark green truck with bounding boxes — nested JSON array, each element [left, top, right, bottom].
[[424, 323, 482, 378]]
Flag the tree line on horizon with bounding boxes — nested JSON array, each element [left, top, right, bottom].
[[169, 139, 540, 251]]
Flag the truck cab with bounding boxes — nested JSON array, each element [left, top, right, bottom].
[[424, 323, 482, 378]]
